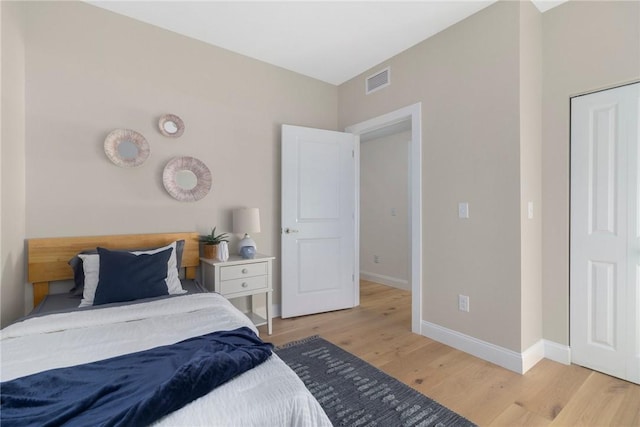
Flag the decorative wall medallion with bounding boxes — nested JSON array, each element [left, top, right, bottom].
[[103, 129, 150, 167], [158, 114, 185, 138], [162, 156, 212, 201]]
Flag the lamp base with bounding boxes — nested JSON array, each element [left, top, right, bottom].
[[238, 234, 257, 255], [239, 246, 256, 259]]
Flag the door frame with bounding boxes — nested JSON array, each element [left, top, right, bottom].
[[346, 102, 423, 333]]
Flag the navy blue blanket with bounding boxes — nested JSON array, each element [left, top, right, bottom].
[[1, 327, 273, 427]]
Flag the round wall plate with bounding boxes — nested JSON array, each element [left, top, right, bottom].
[[162, 156, 212, 201], [158, 114, 185, 138], [103, 129, 150, 167]]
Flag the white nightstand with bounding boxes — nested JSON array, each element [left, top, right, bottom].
[[200, 254, 274, 335]]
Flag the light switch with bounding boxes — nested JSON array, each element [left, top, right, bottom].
[[527, 201, 534, 219], [458, 202, 469, 219], [391, 208, 397, 216]]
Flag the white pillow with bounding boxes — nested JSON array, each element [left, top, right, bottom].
[[78, 241, 186, 307], [78, 254, 100, 307]]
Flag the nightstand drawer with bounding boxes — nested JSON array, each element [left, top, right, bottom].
[[220, 275, 267, 295], [220, 262, 267, 280]]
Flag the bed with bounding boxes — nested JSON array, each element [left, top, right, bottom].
[[1, 232, 331, 427]]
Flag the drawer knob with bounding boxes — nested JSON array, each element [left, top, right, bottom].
[[242, 268, 249, 274], [241, 282, 248, 288]]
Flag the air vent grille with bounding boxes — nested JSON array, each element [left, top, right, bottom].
[[366, 67, 390, 94]]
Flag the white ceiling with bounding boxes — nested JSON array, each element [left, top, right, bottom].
[[87, 1, 568, 86]]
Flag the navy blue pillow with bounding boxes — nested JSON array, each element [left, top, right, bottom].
[[68, 240, 185, 296], [93, 247, 172, 306]]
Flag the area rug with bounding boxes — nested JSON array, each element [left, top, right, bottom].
[[275, 336, 476, 427]]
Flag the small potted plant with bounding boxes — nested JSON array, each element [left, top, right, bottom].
[[199, 227, 229, 259]]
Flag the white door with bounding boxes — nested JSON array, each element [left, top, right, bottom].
[[570, 82, 639, 384], [281, 124, 357, 318]]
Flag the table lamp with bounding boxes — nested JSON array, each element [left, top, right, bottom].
[[232, 207, 261, 258]]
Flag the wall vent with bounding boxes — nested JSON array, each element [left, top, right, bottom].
[[366, 67, 390, 95]]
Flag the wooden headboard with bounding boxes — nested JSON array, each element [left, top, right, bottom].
[[27, 232, 200, 307]]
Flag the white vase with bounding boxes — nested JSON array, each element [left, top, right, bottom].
[[217, 241, 229, 261]]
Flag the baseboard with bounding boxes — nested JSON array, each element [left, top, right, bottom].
[[360, 271, 409, 290], [273, 300, 570, 371], [522, 340, 545, 373], [543, 340, 571, 365], [421, 321, 546, 374]]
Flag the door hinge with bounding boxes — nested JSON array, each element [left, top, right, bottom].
[[352, 149, 354, 158], [352, 274, 355, 282]]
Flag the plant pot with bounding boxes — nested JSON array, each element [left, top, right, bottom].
[[203, 244, 218, 259]]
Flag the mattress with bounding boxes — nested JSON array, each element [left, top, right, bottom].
[[27, 278, 206, 318], [1, 293, 331, 426]]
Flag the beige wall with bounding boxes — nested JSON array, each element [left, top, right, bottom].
[[360, 130, 410, 289], [541, 0, 640, 345], [519, 1, 543, 350], [1, 1, 338, 323], [340, 1, 524, 351], [1, 1, 27, 328]]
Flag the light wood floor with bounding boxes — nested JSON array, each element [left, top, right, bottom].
[[258, 280, 640, 426]]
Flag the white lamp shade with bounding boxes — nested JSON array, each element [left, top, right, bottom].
[[232, 208, 261, 234]]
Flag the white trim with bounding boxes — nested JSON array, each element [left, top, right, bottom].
[[353, 138, 361, 308], [275, 295, 571, 370], [360, 271, 409, 290], [275, 296, 571, 369], [543, 340, 571, 365], [346, 102, 423, 334], [522, 340, 546, 373], [422, 320, 524, 373], [421, 321, 547, 374]]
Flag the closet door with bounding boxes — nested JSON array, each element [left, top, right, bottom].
[[570, 82, 639, 384]]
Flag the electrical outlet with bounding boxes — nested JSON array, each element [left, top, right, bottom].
[[458, 294, 470, 312], [374, 255, 380, 264]]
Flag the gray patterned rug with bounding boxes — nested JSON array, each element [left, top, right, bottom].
[[276, 336, 476, 427]]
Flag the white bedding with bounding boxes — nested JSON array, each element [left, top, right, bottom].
[[0, 293, 331, 427]]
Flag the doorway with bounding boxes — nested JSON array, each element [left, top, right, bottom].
[[359, 122, 411, 291], [346, 103, 423, 333], [570, 82, 639, 384]]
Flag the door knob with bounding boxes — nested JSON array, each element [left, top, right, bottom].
[[284, 228, 299, 234]]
